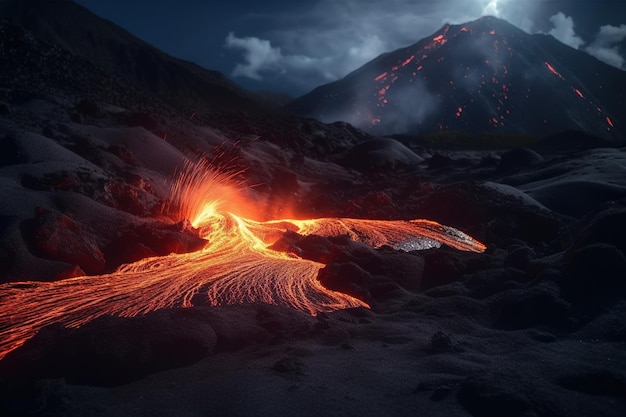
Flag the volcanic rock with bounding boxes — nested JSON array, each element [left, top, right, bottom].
[[201, 304, 315, 352], [318, 261, 373, 303], [272, 357, 305, 375], [53, 265, 86, 280], [340, 138, 424, 171], [420, 247, 494, 290], [464, 267, 527, 299], [572, 203, 626, 254], [525, 180, 626, 218], [489, 281, 572, 330], [102, 220, 207, 271], [2, 2, 626, 417], [497, 147, 544, 172], [0, 135, 27, 166], [0, 307, 217, 387], [561, 243, 626, 315], [503, 244, 534, 270], [30, 207, 105, 275], [102, 232, 157, 271], [457, 369, 530, 417], [74, 98, 100, 118]]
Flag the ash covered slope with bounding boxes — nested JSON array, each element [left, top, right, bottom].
[[0, 2, 369, 281], [0, 0, 261, 114], [287, 16, 626, 140]]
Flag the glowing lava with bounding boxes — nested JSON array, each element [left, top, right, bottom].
[[544, 61, 565, 80], [606, 116, 614, 128], [0, 160, 485, 360]]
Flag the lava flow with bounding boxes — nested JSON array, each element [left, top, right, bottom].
[[0, 160, 485, 360]]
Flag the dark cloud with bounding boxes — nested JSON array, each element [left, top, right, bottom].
[[224, 1, 626, 94], [544, 12, 626, 70], [585, 24, 626, 69], [548, 12, 585, 49], [72, 0, 625, 94], [222, 0, 555, 93]]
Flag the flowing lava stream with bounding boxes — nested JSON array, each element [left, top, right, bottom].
[[0, 160, 485, 360]]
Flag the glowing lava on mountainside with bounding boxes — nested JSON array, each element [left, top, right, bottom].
[[0, 159, 485, 360], [287, 16, 624, 139]]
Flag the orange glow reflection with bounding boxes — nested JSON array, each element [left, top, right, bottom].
[[0, 160, 485, 360]]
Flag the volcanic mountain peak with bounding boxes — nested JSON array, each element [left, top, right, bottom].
[[287, 16, 625, 141]]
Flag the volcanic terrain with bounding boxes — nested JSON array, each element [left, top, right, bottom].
[[1, 2, 625, 417], [287, 16, 626, 140]]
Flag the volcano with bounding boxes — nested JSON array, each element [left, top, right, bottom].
[[286, 16, 626, 140], [2, 4, 626, 417]]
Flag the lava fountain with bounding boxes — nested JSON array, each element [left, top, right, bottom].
[[0, 159, 485, 360]]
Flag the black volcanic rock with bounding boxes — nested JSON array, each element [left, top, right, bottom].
[[497, 147, 543, 172], [287, 16, 625, 140], [0, 308, 218, 387], [30, 207, 106, 275], [340, 137, 424, 171]]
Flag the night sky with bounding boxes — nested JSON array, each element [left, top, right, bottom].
[[73, 0, 626, 96]]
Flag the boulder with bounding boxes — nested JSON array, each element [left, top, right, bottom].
[[31, 208, 105, 275], [340, 138, 424, 171], [0, 307, 218, 386]]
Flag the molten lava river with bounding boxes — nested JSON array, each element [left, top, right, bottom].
[[0, 161, 485, 360]]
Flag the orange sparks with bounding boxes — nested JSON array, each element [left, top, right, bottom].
[[573, 88, 584, 98], [489, 30, 496, 35], [0, 160, 486, 360], [606, 116, 614, 128]]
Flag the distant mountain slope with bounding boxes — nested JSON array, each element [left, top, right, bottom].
[[286, 16, 626, 140], [0, 0, 262, 113]]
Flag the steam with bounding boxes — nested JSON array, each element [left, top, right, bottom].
[[224, 33, 283, 80], [585, 24, 626, 69], [545, 13, 626, 70], [373, 80, 440, 134], [548, 12, 584, 49]]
